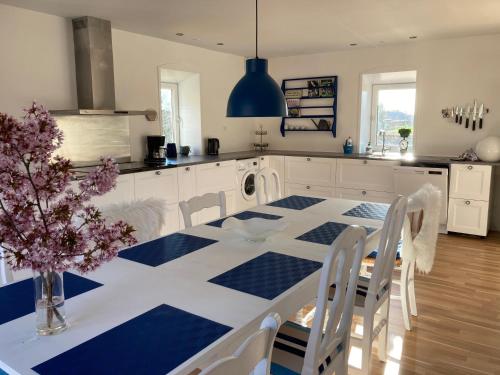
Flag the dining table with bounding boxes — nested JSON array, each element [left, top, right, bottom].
[[0, 195, 390, 375]]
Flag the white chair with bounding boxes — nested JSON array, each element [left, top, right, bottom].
[[199, 313, 281, 375], [255, 167, 281, 204], [0, 246, 14, 285], [101, 198, 168, 243], [272, 226, 367, 375], [400, 183, 441, 330], [179, 191, 227, 228], [340, 196, 407, 374]]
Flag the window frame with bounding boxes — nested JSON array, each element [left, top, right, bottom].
[[370, 82, 416, 152], [160, 82, 181, 146]]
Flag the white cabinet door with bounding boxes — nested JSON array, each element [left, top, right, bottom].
[[269, 155, 285, 197], [285, 183, 334, 198], [336, 159, 399, 192], [284, 157, 336, 187], [90, 174, 135, 208], [449, 164, 492, 201], [447, 198, 489, 236], [178, 165, 197, 229], [335, 188, 395, 204], [195, 160, 237, 195], [258, 156, 270, 169]]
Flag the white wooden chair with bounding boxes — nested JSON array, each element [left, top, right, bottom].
[[340, 196, 407, 374], [199, 313, 281, 375], [179, 191, 227, 228], [0, 246, 14, 286], [272, 226, 367, 375], [255, 167, 281, 204]]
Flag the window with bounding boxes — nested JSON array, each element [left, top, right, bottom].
[[371, 83, 416, 151], [160, 82, 180, 144]]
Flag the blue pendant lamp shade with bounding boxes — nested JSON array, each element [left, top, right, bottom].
[[226, 58, 287, 117]]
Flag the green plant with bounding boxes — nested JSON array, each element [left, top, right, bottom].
[[398, 128, 412, 138]]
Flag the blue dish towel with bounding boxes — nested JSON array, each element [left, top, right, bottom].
[[208, 251, 322, 300], [342, 202, 389, 221], [207, 211, 283, 228], [0, 273, 102, 326], [296, 222, 377, 246], [32, 304, 232, 375], [118, 232, 218, 267], [267, 195, 325, 210]]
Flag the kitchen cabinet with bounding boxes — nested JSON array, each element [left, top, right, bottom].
[[449, 164, 492, 201], [285, 183, 334, 198], [447, 198, 489, 236], [90, 174, 134, 208], [260, 155, 285, 197], [285, 156, 336, 187], [335, 188, 395, 204], [178, 165, 197, 228], [336, 159, 399, 192], [258, 156, 270, 169]]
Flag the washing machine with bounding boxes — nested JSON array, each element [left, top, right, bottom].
[[236, 158, 260, 210]]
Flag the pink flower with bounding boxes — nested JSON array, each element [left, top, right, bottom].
[[0, 103, 137, 273]]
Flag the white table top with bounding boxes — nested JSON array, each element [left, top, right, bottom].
[[0, 197, 385, 375]]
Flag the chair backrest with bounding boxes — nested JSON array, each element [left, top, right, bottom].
[[179, 191, 227, 228], [255, 167, 281, 205], [200, 313, 281, 375], [302, 226, 367, 375], [368, 196, 408, 300], [0, 246, 14, 285]]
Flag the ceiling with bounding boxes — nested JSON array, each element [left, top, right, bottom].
[[3, 0, 500, 57]]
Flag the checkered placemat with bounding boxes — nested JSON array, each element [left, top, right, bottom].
[[32, 304, 232, 375], [207, 211, 283, 228], [208, 251, 322, 300], [296, 222, 377, 246], [342, 202, 389, 221], [118, 233, 218, 267], [267, 195, 325, 210]]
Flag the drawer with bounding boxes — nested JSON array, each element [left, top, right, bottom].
[[285, 183, 334, 198], [335, 188, 395, 204], [336, 159, 399, 192], [195, 160, 237, 194], [447, 198, 489, 236], [284, 156, 336, 187], [449, 164, 492, 201], [90, 174, 134, 208], [134, 169, 179, 204]]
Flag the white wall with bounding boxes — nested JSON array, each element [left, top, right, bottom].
[[0, 4, 255, 160], [263, 34, 500, 156]]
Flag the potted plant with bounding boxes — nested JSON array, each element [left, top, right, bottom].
[[398, 128, 412, 153], [0, 103, 137, 335]]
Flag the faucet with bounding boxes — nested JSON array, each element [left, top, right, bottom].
[[378, 129, 388, 155]]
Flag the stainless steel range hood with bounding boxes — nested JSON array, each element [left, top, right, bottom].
[[50, 17, 156, 121]]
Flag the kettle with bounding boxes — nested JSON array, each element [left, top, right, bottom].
[[207, 138, 220, 155]]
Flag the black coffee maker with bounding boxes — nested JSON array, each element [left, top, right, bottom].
[[207, 138, 220, 155], [145, 136, 166, 164]]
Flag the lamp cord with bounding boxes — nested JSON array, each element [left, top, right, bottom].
[[255, 0, 258, 58]]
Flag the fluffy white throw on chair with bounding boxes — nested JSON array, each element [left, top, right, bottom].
[[101, 198, 168, 243], [402, 183, 442, 273]]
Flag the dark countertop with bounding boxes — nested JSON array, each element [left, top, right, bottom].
[[71, 150, 498, 177]]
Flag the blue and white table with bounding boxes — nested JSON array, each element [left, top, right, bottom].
[[0, 196, 388, 375]]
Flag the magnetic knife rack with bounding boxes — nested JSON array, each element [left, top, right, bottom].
[[441, 100, 490, 131]]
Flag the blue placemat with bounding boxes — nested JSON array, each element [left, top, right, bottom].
[[208, 252, 322, 300], [0, 273, 102, 326], [342, 202, 389, 221], [207, 211, 283, 228], [32, 304, 232, 375], [367, 240, 403, 260], [267, 195, 325, 210], [118, 232, 218, 267], [296, 222, 377, 246]]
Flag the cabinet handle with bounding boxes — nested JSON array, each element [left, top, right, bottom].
[[306, 158, 311, 161], [185, 167, 190, 171], [155, 171, 162, 176], [362, 190, 367, 195], [261, 157, 264, 160], [465, 200, 471, 205], [216, 162, 220, 167], [306, 185, 311, 189], [363, 160, 368, 165], [467, 165, 473, 170]]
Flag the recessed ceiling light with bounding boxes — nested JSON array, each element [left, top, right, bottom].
[[409, 35, 417, 39], [176, 32, 184, 36], [217, 42, 224, 46], [349, 43, 357, 46]]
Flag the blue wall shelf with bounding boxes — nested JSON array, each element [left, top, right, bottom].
[[280, 75, 338, 137]]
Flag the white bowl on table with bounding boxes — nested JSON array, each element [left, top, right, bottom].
[[221, 217, 288, 242]]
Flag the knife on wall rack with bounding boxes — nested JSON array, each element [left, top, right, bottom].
[[465, 105, 470, 128], [478, 104, 484, 129], [459, 107, 463, 124], [472, 100, 477, 131]]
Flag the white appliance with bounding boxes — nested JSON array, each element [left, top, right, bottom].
[[393, 166, 449, 233], [236, 158, 260, 210]]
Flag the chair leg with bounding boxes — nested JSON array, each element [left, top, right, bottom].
[[377, 298, 390, 362], [408, 261, 418, 316], [360, 315, 374, 374], [400, 260, 412, 331]]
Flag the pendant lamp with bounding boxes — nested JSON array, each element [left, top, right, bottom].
[[226, 0, 287, 117]]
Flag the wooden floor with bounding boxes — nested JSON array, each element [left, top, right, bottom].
[[366, 232, 500, 375]]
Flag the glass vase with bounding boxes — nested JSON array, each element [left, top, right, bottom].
[[33, 270, 67, 335]]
